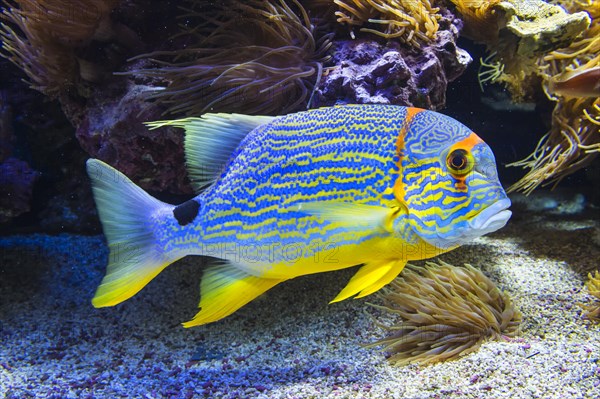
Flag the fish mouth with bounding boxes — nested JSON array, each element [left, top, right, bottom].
[[419, 197, 512, 250], [469, 198, 512, 234]]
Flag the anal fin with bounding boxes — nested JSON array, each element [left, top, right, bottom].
[[331, 259, 406, 303], [354, 260, 406, 298], [183, 262, 284, 327]]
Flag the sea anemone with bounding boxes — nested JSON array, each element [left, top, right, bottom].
[[131, 0, 332, 116], [447, 0, 503, 44], [365, 261, 522, 366], [508, 98, 600, 193], [508, 1, 600, 193], [580, 270, 600, 322], [332, 0, 441, 46], [0, 0, 120, 96]]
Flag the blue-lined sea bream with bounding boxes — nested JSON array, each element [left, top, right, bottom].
[[86, 104, 511, 327]]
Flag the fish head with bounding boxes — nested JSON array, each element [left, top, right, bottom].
[[397, 111, 511, 250]]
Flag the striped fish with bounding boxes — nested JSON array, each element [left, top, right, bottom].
[[87, 104, 511, 327]]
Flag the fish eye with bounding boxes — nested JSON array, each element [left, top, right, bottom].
[[446, 149, 474, 176]]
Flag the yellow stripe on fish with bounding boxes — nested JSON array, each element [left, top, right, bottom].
[[86, 104, 512, 327]]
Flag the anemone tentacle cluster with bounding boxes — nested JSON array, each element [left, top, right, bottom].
[[366, 260, 522, 366], [581, 270, 600, 322], [131, 0, 333, 115], [0, 0, 120, 96], [332, 0, 442, 47]]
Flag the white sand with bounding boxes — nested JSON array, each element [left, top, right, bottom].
[[1, 192, 599, 398]]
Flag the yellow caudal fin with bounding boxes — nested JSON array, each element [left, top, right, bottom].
[[331, 260, 406, 303], [183, 262, 285, 327], [86, 159, 179, 307]]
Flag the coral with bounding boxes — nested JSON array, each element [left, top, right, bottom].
[[131, 0, 332, 116], [502, 0, 591, 57], [451, 0, 590, 56], [458, 0, 590, 101], [1, 1, 194, 196], [365, 261, 522, 366], [332, 0, 441, 47], [0, 0, 120, 97], [457, 0, 597, 193], [580, 271, 600, 322], [316, 13, 470, 110], [508, 0, 600, 193]]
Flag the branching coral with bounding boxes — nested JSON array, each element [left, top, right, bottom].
[[0, 0, 119, 96], [508, 0, 600, 193], [580, 270, 600, 322], [365, 261, 522, 366], [332, 0, 441, 47], [131, 0, 332, 116]]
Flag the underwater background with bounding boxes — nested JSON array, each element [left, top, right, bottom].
[[0, 0, 599, 398]]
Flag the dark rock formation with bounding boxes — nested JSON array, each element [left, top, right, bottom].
[[74, 81, 191, 194], [316, 20, 471, 110]]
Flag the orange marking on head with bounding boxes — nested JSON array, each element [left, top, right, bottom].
[[452, 132, 483, 152], [393, 107, 424, 208]]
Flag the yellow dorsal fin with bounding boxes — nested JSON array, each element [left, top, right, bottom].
[[331, 259, 405, 303], [146, 114, 275, 192], [183, 262, 285, 327]]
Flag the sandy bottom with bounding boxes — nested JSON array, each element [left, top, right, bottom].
[[1, 192, 599, 398]]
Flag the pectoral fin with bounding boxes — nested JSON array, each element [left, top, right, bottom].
[[296, 201, 396, 232], [183, 262, 284, 327], [331, 259, 406, 303]]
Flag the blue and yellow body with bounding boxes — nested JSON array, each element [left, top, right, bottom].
[[87, 104, 511, 327]]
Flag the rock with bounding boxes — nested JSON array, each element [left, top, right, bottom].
[[500, 0, 591, 57], [315, 18, 471, 110], [75, 82, 192, 194]]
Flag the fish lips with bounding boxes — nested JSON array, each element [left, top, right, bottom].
[[469, 198, 512, 234], [423, 198, 512, 249]]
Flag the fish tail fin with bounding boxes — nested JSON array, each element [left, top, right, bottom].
[[86, 159, 178, 308]]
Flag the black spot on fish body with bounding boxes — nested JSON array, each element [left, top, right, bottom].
[[173, 199, 200, 226]]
